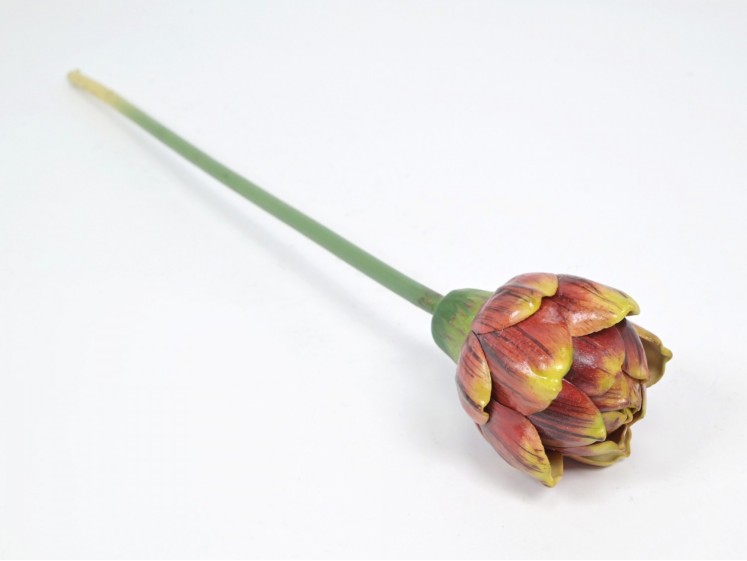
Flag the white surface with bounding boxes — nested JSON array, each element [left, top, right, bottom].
[[1, 1, 746, 558]]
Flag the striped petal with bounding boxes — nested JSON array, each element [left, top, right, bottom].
[[472, 273, 558, 334], [562, 425, 633, 467], [528, 380, 606, 448], [591, 372, 643, 412], [478, 301, 573, 415], [456, 333, 491, 424], [630, 322, 673, 387], [564, 326, 625, 396], [552, 275, 640, 337], [479, 400, 563, 487]]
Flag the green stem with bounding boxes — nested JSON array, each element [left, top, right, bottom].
[[68, 70, 443, 314]]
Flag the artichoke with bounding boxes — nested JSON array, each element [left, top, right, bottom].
[[432, 273, 672, 487], [69, 71, 673, 489]]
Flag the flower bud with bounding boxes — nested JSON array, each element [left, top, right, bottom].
[[432, 273, 672, 487]]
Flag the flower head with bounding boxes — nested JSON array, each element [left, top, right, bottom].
[[433, 273, 672, 487]]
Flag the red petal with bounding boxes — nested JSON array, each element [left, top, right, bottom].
[[472, 273, 558, 334], [617, 320, 650, 382], [551, 275, 639, 337], [479, 401, 563, 487], [528, 380, 606, 448], [456, 333, 491, 424], [564, 326, 625, 396], [478, 301, 572, 415], [591, 372, 643, 412]]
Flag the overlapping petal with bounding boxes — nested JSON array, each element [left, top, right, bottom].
[[478, 301, 573, 415], [472, 273, 558, 334], [528, 380, 606, 448], [630, 322, 673, 387], [479, 400, 563, 487], [552, 275, 640, 337], [601, 409, 634, 433], [456, 333, 491, 424], [561, 426, 633, 467], [564, 326, 624, 396], [453, 271, 671, 486], [617, 320, 650, 382], [591, 372, 643, 412]]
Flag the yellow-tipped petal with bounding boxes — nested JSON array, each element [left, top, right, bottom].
[[591, 372, 642, 413], [601, 409, 634, 433], [629, 322, 673, 387], [456, 333, 491, 424], [544, 451, 564, 488], [562, 425, 633, 467], [472, 273, 558, 334], [479, 401, 563, 487], [528, 380, 606, 448], [479, 301, 572, 416], [564, 326, 625, 396], [552, 275, 639, 337], [617, 320, 651, 382]]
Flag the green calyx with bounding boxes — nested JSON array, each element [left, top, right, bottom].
[[431, 289, 492, 362]]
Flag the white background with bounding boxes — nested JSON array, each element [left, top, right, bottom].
[[1, 1, 746, 558]]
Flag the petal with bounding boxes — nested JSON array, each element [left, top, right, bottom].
[[458, 390, 488, 424], [562, 425, 633, 467], [456, 333, 491, 424], [632, 384, 647, 424], [601, 409, 634, 433], [617, 320, 650, 382], [472, 273, 558, 334], [478, 301, 573, 415], [564, 326, 625, 396], [528, 380, 606, 448], [591, 372, 643, 412], [630, 322, 673, 387], [478, 401, 563, 487], [552, 275, 640, 337]]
